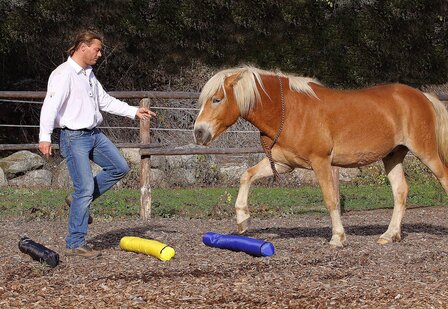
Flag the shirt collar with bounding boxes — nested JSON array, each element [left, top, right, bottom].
[[67, 57, 93, 76]]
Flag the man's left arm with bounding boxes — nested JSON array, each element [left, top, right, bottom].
[[96, 80, 155, 120]]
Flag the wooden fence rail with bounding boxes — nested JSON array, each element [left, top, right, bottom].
[[0, 91, 266, 220], [1, 90, 448, 219], [0, 90, 201, 100]]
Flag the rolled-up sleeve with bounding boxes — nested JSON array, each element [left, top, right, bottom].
[[39, 72, 70, 142]]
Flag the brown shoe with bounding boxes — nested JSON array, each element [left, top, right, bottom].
[[65, 245, 102, 258], [65, 194, 93, 224]]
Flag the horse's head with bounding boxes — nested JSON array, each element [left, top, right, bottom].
[[194, 66, 318, 145], [194, 72, 243, 146]]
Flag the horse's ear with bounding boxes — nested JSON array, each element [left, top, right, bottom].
[[224, 72, 243, 88]]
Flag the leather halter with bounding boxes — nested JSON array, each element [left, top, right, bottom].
[[260, 75, 285, 180]]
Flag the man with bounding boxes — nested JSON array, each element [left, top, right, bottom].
[[39, 30, 156, 258]]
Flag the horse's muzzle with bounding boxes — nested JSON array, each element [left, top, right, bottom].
[[194, 126, 212, 146]]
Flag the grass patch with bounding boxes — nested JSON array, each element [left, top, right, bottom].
[[1, 181, 447, 220]]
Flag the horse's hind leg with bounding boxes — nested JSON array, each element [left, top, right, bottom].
[[378, 148, 409, 244], [415, 154, 448, 193], [235, 157, 292, 234]]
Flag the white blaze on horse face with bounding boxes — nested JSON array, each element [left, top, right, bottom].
[[194, 99, 217, 145], [194, 91, 227, 145]]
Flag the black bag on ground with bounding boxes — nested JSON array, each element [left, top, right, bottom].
[[18, 236, 59, 268]]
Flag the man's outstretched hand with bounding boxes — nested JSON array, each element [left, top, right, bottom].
[[136, 107, 156, 120]]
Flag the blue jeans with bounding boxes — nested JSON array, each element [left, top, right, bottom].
[[59, 128, 129, 249]]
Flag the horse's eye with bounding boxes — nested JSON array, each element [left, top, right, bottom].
[[212, 97, 222, 104]]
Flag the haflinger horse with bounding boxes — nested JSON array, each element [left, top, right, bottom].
[[193, 66, 448, 247]]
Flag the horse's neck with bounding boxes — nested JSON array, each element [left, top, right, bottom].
[[244, 101, 283, 140]]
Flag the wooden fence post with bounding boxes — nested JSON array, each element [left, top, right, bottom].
[[140, 98, 151, 220]]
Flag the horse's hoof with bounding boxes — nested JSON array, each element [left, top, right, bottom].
[[378, 231, 401, 244], [329, 237, 344, 248], [237, 218, 250, 234], [377, 238, 391, 245]]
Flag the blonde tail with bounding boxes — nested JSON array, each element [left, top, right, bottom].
[[424, 93, 448, 166]]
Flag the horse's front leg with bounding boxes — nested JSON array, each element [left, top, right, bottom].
[[235, 157, 292, 234], [312, 159, 346, 247]]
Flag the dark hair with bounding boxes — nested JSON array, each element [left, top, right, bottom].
[[67, 30, 104, 56]]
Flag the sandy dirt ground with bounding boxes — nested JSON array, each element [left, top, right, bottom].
[[1, 206, 448, 308]]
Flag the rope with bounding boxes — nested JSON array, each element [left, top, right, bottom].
[[260, 75, 285, 180]]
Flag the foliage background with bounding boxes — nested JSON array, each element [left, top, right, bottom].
[[1, 0, 447, 91]]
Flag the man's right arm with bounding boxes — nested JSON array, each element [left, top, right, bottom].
[[39, 72, 70, 157]]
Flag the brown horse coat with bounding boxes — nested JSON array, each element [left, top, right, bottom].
[[194, 66, 448, 246]]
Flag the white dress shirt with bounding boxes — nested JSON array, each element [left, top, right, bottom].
[[39, 57, 138, 142]]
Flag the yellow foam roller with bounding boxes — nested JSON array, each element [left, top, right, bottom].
[[119, 236, 175, 261]]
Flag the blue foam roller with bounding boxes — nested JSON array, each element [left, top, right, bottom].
[[202, 232, 275, 257]]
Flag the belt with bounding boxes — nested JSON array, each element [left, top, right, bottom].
[[62, 127, 98, 132]]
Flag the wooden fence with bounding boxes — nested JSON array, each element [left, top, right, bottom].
[[0, 91, 265, 220], [1, 90, 447, 219]]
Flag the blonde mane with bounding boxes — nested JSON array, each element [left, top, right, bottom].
[[198, 66, 320, 115]]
